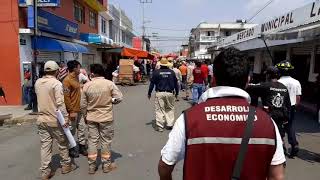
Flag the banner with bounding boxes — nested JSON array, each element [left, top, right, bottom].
[[221, 1, 320, 47], [19, 0, 60, 7]]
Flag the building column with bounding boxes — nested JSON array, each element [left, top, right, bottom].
[[308, 43, 317, 82], [253, 51, 263, 74]]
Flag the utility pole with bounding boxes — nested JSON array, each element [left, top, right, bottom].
[[31, 0, 38, 113], [140, 0, 152, 51]]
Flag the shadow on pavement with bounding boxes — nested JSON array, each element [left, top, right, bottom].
[[295, 148, 320, 163], [295, 110, 320, 134], [145, 120, 155, 127]]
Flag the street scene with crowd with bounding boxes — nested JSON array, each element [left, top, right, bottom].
[[1, 0, 320, 180]]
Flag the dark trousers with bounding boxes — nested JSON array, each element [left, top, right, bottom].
[[208, 75, 212, 87], [285, 106, 299, 147]]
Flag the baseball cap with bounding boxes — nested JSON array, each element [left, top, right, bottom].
[[44, 61, 59, 72]]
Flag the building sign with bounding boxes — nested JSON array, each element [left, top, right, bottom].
[[222, 25, 261, 47], [221, 1, 320, 47], [19, 0, 60, 7], [28, 8, 78, 38]]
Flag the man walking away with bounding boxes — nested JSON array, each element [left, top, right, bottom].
[[35, 61, 76, 180], [63, 60, 87, 157], [201, 61, 209, 86], [192, 61, 206, 105], [158, 48, 285, 180], [247, 66, 291, 154], [148, 58, 179, 132], [277, 61, 301, 158], [81, 64, 123, 174], [179, 61, 188, 91], [172, 63, 182, 101]]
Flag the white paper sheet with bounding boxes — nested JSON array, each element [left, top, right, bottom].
[[56, 110, 77, 148]]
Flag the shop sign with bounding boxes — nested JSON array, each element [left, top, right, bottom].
[[28, 8, 78, 38], [19, 0, 60, 7], [222, 25, 261, 47], [221, 1, 320, 47]]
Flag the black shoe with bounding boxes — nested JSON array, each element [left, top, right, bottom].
[[166, 126, 173, 130], [24, 106, 32, 110], [289, 146, 299, 158], [69, 147, 79, 158], [79, 144, 88, 156]]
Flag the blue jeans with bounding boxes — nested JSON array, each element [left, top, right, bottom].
[[285, 106, 299, 147], [192, 83, 204, 104]]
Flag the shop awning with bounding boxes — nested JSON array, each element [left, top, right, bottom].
[[80, 33, 113, 45], [121, 47, 154, 59], [33, 36, 88, 53]]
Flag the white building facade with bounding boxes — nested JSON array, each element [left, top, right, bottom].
[[189, 22, 257, 59]]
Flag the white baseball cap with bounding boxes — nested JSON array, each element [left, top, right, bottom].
[[44, 61, 59, 72]]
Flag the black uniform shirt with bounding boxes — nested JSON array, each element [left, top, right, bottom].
[[148, 67, 179, 96], [247, 81, 291, 122]]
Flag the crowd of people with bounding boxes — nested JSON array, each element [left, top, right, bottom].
[[35, 60, 123, 179], [34, 46, 306, 180]]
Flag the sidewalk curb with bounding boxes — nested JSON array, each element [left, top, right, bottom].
[[3, 115, 38, 126]]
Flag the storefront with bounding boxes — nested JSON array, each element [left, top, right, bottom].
[[214, 1, 320, 103], [80, 33, 113, 70], [18, 8, 88, 104]]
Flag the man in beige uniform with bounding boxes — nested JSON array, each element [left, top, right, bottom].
[[35, 61, 76, 180], [81, 64, 123, 174]]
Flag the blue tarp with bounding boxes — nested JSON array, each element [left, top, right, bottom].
[[32, 36, 88, 53]]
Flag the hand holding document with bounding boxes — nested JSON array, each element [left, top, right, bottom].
[[56, 110, 77, 148]]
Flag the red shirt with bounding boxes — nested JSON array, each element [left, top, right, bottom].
[[193, 67, 205, 84], [201, 64, 209, 78]]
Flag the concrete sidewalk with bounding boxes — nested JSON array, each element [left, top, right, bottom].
[[0, 106, 37, 126]]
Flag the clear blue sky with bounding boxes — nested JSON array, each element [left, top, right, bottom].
[[109, 0, 313, 53]]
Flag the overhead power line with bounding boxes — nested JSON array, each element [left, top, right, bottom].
[[247, 0, 274, 22], [145, 27, 190, 32]]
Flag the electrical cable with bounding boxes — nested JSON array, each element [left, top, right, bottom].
[[145, 27, 190, 31], [247, 0, 274, 22]]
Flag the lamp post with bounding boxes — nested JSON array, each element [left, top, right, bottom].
[[31, 0, 38, 113], [140, 0, 152, 51]]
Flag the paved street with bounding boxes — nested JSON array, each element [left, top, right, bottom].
[[0, 85, 320, 180]]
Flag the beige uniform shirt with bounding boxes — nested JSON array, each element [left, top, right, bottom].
[[35, 75, 69, 127], [81, 77, 123, 123]]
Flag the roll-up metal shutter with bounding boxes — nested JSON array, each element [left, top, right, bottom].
[[37, 51, 62, 62], [315, 45, 320, 54], [292, 45, 313, 55]]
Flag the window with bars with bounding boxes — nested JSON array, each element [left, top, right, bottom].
[[89, 11, 97, 28], [74, 2, 85, 24]]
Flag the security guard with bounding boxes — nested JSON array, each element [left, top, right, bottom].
[[158, 48, 285, 180], [35, 61, 76, 180], [148, 58, 179, 132], [276, 61, 302, 158], [81, 64, 123, 174]]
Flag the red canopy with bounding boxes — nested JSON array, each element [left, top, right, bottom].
[[121, 47, 154, 60], [163, 53, 178, 59]]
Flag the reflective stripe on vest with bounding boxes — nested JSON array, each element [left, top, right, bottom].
[[188, 137, 275, 146]]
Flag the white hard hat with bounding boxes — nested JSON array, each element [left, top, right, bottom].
[[44, 61, 59, 72]]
